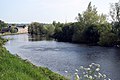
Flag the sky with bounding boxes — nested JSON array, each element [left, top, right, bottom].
[[0, 0, 119, 23]]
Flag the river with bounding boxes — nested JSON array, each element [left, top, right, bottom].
[[3, 34, 120, 80]]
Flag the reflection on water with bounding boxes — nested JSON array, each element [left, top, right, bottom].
[[3, 34, 120, 80], [28, 34, 53, 41]]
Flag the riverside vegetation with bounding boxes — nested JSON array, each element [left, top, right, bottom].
[[0, 1, 119, 80], [1, 1, 120, 47], [0, 37, 68, 80], [28, 1, 120, 47]]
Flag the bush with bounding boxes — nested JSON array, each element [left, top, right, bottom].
[[83, 25, 100, 44], [98, 31, 117, 46], [0, 37, 8, 46], [10, 27, 18, 33]]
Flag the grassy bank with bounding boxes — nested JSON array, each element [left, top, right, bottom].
[[0, 38, 67, 80]]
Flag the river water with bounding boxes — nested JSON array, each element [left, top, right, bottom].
[[3, 34, 120, 80]]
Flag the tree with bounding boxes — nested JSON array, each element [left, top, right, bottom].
[[76, 2, 107, 27], [74, 2, 107, 44], [98, 31, 117, 46], [83, 25, 100, 44], [10, 27, 18, 33], [0, 20, 7, 30], [54, 22, 63, 34], [110, 0, 120, 23], [110, 0, 120, 33], [110, 1, 120, 45], [53, 23, 75, 42], [72, 22, 85, 43], [52, 21, 56, 26], [52, 22, 65, 41], [44, 24, 55, 36], [28, 22, 47, 35]]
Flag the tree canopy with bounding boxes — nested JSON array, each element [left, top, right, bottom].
[[27, 1, 120, 47], [0, 20, 7, 30]]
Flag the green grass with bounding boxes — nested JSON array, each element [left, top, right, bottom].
[[0, 38, 68, 80]]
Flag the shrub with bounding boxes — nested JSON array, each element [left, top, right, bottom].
[[10, 27, 18, 33], [98, 31, 117, 46]]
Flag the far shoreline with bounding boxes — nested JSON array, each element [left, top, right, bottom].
[[0, 32, 28, 36], [3, 33, 120, 49]]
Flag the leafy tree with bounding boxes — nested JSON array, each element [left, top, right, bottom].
[[76, 2, 107, 27], [0, 20, 7, 30], [54, 2, 108, 44], [74, 2, 107, 44], [110, 0, 120, 23], [44, 24, 55, 36], [83, 25, 100, 44], [28, 22, 39, 34], [28, 22, 47, 35], [61, 23, 74, 42], [110, 1, 120, 33], [54, 22, 63, 34], [72, 22, 85, 43], [53, 23, 75, 42], [52, 21, 56, 26], [98, 31, 117, 46], [110, 1, 120, 45], [98, 23, 112, 33], [10, 27, 18, 33], [99, 14, 108, 24], [52, 22, 65, 41]]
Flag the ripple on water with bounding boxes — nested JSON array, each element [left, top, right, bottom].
[[3, 34, 120, 80]]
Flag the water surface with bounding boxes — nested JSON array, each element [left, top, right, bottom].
[[3, 34, 120, 80]]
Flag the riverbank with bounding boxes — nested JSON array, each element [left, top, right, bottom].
[[0, 37, 67, 80], [0, 32, 28, 36]]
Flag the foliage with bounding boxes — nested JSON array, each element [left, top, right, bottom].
[[76, 2, 107, 26], [0, 37, 8, 46], [10, 27, 18, 33], [28, 22, 46, 35], [83, 25, 100, 44], [110, 0, 120, 23], [52, 21, 57, 26], [53, 23, 74, 42], [0, 20, 7, 30], [109, 1, 120, 46], [52, 1, 117, 47], [27, 1, 120, 47], [72, 2, 108, 44], [110, 1, 120, 34], [28, 22, 55, 36], [72, 22, 85, 43], [98, 31, 117, 47], [44, 24, 55, 36]]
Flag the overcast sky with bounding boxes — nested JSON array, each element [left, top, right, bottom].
[[0, 0, 119, 23]]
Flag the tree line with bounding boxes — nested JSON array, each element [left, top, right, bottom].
[[28, 1, 120, 47], [0, 1, 119, 47]]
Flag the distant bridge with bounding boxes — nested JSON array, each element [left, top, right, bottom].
[[17, 25, 28, 34]]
